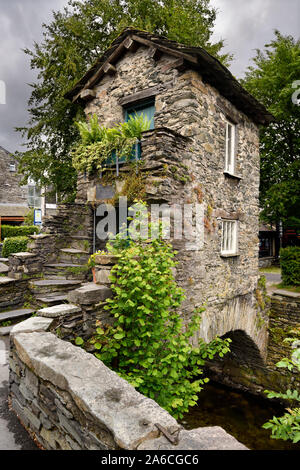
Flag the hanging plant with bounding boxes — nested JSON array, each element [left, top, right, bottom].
[[71, 113, 151, 175]]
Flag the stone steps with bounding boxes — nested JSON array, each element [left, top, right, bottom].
[[44, 263, 89, 280], [29, 278, 82, 295], [0, 308, 35, 336], [59, 249, 90, 265], [34, 293, 70, 308]]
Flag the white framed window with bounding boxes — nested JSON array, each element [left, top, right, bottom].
[[9, 163, 16, 172], [221, 219, 238, 255], [225, 120, 235, 174], [28, 184, 41, 208]]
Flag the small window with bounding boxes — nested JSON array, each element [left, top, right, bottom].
[[125, 100, 155, 130], [221, 219, 238, 255], [225, 120, 235, 174], [9, 163, 16, 172]]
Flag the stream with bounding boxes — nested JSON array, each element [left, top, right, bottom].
[[180, 380, 300, 450]]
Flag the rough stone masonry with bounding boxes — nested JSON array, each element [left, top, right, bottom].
[[68, 29, 274, 364]]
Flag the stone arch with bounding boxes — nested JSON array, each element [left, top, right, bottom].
[[198, 292, 269, 362], [220, 329, 265, 368]]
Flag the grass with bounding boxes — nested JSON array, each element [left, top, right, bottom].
[[259, 266, 281, 274], [271, 282, 300, 294]]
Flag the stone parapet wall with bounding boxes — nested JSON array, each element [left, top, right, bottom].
[[9, 317, 246, 450]]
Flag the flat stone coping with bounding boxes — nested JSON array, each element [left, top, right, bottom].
[[11, 327, 178, 449], [10, 252, 37, 258], [37, 304, 81, 318], [0, 258, 9, 263], [10, 316, 54, 336], [30, 279, 82, 287], [273, 289, 300, 299], [0, 308, 35, 323], [0, 276, 17, 285]]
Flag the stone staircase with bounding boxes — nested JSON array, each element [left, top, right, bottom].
[[0, 246, 92, 336]]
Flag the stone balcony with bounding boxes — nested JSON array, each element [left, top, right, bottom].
[[76, 127, 192, 206]]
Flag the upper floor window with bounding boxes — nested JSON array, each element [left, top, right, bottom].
[[9, 163, 16, 172], [225, 120, 235, 174], [221, 219, 238, 256], [125, 100, 155, 130]]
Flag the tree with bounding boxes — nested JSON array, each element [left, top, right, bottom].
[[16, 0, 231, 199], [242, 31, 300, 227]]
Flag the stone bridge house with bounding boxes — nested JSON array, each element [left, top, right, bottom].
[[7, 28, 294, 399], [65, 28, 274, 366]]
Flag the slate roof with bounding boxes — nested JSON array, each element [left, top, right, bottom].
[[65, 28, 274, 126]]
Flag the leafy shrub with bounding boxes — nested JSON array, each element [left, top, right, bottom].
[[280, 247, 300, 286], [72, 113, 151, 174], [2, 236, 29, 257], [263, 336, 300, 443], [87, 209, 231, 419], [1, 225, 39, 239]]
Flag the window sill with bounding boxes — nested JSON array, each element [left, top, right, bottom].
[[220, 253, 240, 258], [224, 171, 242, 180]]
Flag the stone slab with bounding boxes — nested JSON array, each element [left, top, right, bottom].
[[30, 279, 82, 287], [10, 252, 37, 258], [0, 325, 13, 336], [0, 308, 35, 323], [12, 331, 179, 449], [0, 263, 9, 274], [0, 276, 17, 285], [10, 317, 53, 336], [67, 283, 113, 305], [273, 290, 300, 299], [138, 426, 248, 450], [37, 304, 81, 318]]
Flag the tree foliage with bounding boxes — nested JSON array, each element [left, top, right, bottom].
[[242, 31, 300, 225], [16, 0, 230, 198]]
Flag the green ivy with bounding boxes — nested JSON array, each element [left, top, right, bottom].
[[87, 208, 231, 419]]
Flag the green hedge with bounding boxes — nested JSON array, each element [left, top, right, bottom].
[[2, 236, 29, 257], [280, 246, 300, 286], [1, 225, 39, 239]]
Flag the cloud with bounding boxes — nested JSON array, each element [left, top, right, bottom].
[[0, 0, 299, 152], [210, 0, 300, 77]]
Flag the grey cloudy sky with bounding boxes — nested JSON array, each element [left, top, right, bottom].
[[0, 0, 299, 152]]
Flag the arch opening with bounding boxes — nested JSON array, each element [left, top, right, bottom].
[[220, 329, 265, 368]]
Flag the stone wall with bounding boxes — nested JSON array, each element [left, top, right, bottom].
[[78, 44, 265, 354], [0, 277, 28, 311], [9, 317, 246, 450], [0, 146, 28, 208]]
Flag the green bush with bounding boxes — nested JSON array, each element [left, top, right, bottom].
[[1, 225, 39, 239], [2, 236, 29, 257], [83, 206, 231, 419], [280, 247, 300, 286]]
